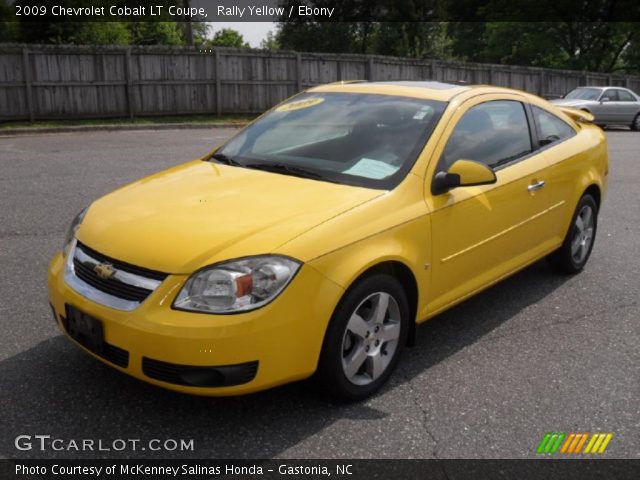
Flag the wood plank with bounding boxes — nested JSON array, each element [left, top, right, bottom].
[[22, 47, 34, 121], [1, 45, 640, 120], [215, 48, 222, 115], [124, 48, 134, 119]]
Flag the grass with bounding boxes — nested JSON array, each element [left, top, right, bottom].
[[0, 114, 256, 130]]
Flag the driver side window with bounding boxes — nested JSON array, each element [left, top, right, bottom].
[[440, 100, 532, 171]]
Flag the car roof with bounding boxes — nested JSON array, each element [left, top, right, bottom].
[[309, 80, 532, 102]]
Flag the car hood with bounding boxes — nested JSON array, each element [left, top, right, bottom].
[[550, 99, 595, 108], [77, 160, 383, 273]]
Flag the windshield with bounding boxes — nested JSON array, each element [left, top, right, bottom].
[[564, 88, 601, 101], [214, 92, 446, 189]]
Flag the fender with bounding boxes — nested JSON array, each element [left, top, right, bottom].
[[308, 215, 431, 323]]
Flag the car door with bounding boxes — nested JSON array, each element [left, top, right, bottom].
[[614, 89, 640, 123], [595, 89, 619, 122], [425, 95, 558, 315], [529, 104, 582, 241]]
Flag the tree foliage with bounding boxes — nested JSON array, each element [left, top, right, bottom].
[[203, 28, 249, 48], [1, 0, 203, 46], [129, 22, 183, 45], [260, 30, 280, 50], [0, 0, 19, 42], [2, 0, 640, 74], [448, 22, 640, 73], [270, 0, 640, 73], [274, 19, 640, 74]]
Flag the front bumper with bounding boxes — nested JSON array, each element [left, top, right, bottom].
[[48, 252, 344, 395]]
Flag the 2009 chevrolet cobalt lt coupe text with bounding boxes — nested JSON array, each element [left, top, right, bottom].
[[48, 81, 608, 399]]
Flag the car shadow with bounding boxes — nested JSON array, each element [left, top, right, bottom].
[[0, 261, 571, 459]]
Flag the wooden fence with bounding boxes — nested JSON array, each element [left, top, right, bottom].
[[1, 43, 640, 121]]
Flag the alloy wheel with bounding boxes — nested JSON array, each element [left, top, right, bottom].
[[571, 204, 595, 264], [341, 292, 401, 386]]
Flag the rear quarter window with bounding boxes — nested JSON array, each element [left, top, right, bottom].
[[616, 90, 636, 102], [532, 106, 576, 146]]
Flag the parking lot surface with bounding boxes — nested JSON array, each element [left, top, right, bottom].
[[0, 128, 638, 459]]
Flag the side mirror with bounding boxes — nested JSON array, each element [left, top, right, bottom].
[[432, 159, 497, 195], [600, 97, 610, 103]]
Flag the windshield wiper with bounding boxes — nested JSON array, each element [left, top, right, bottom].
[[210, 152, 242, 166], [244, 162, 324, 180]]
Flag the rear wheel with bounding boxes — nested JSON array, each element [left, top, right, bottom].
[[547, 194, 598, 274], [631, 113, 640, 131], [317, 274, 410, 400]]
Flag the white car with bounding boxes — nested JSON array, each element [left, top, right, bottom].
[[551, 86, 640, 130]]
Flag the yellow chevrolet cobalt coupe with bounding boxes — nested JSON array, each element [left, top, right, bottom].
[[48, 81, 608, 399]]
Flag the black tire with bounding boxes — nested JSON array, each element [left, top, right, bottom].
[[317, 274, 410, 401], [631, 113, 640, 131], [547, 194, 598, 274]]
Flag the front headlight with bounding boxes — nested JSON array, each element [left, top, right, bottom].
[[173, 256, 301, 314], [62, 208, 87, 257]]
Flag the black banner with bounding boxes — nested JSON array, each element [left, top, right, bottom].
[[4, 0, 640, 22], [2, 459, 640, 480]]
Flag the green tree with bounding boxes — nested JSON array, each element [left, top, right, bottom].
[[205, 28, 249, 48], [444, 0, 640, 73], [10, 0, 128, 44], [621, 34, 640, 74], [277, 22, 357, 53], [0, 0, 19, 42], [6, 0, 196, 46], [130, 22, 184, 45], [372, 23, 450, 58], [42, 22, 130, 45], [275, 0, 440, 55], [448, 21, 640, 73], [260, 30, 280, 50], [191, 21, 210, 47]]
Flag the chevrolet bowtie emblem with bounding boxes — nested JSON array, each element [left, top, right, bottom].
[[93, 262, 115, 280]]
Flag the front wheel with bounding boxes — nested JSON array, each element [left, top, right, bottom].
[[317, 274, 410, 400], [547, 194, 598, 274], [631, 113, 640, 131]]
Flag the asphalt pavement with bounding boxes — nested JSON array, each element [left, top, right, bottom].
[[0, 128, 638, 459]]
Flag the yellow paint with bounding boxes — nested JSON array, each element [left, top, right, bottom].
[[590, 433, 607, 453], [557, 106, 594, 123], [597, 433, 613, 453], [275, 96, 324, 112], [448, 159, 496, 185], [573, 433, 589, 453], [48, 82, 609, 395], [584, 433, 599, 453], [440, 201, 565, 263]]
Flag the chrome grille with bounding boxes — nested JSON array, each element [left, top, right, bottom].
[[73, 256, 152, 302], [64, 240, 167, 311]]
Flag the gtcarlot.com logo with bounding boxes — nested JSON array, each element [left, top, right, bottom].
[[536, 432, 613, 455], [15, 435, 194, 452]]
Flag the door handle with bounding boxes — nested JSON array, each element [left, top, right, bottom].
[[528, 180, 546, 192]]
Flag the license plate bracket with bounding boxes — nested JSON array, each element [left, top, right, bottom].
[[65, 305, 105, 354]]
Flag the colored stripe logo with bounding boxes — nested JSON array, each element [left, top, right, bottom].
[[537, 433, 613, 454]]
